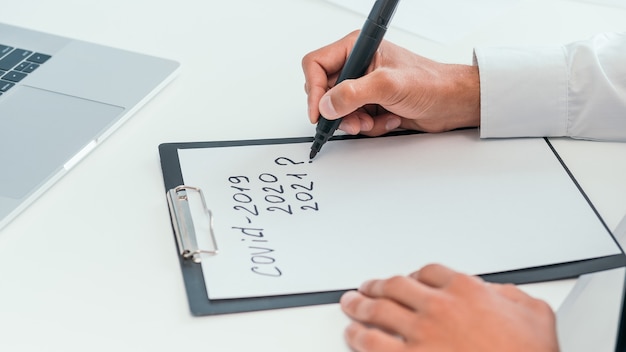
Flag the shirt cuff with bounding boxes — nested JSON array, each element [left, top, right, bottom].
[[474, 46, 568, 138]]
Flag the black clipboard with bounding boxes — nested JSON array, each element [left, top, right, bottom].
[[158, 132, 626, 316]]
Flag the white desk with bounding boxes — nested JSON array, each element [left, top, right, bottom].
[[1, 1, 625, 351]]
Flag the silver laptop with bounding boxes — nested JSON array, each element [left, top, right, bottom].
[[0, 23, 180, 230]]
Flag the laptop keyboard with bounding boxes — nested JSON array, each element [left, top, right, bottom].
[[0, 44, 52, 97]]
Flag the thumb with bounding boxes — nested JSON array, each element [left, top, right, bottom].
[[319, 74, 390, 120]]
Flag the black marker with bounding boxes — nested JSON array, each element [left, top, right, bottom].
[[309, 0, 399, 160]]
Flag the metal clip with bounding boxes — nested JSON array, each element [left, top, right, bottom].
[[167, 185, 218, 263]]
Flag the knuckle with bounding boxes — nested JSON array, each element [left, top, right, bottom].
[[421, 294, 449, 316], [421, 263, 438, 271], [531, 298, 555, 317], [361, 300, 389, 321], [420, 263, 443, 275], [300, 58, 308, 70], [337, 80, 358, 102], [371, 70, 398, 98], [375, 69, 394, 87], [446, 270, 470, 286], [447, 271, 483, 292], [380, 275, 409, 295], [347, 29, 361, 40], [500, 283, 518, 293], [301, 52, 315, 68]]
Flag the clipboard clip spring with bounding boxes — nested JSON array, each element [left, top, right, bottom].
[[167, 185, 218, 263]]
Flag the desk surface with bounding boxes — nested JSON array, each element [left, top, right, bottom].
[[1, 1, 626, 351]]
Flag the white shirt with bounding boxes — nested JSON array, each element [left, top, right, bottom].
[[475, 32, 626, 141]]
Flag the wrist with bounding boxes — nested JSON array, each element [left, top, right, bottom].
[[446, 64, 481, 129]]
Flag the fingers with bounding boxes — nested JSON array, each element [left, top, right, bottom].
[[489, 283, 535, 303], [341, 264, 559, 352], [340, 290, 419, 339], [410, 264, 543, 309], [320, 70, 403, 136], [360, 113, 401, 136], [409, 263, 460, 288], [344, 321, 405, 352], [337, 109, 374, 134], [303, 34, 397, 126], [306, 85, 326, 123], [337, 110, 401, 136], [354, 266, 479, 314], [410, 264, 543, 310], [318, 70, 396, 120], [302, 31, 359, 123]]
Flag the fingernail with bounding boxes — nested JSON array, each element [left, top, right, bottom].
[[319, 94, 338, 118], [339, 121, 357, 135], [386, 117, 401, 131], [341, 290, 359, 305], [359, 280, 373, 291], [308, 105, 318, 123], [360, 118, 373, 132]]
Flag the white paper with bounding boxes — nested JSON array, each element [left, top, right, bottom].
[[325, 0, 521, 43], [177, 130, 621, 300]]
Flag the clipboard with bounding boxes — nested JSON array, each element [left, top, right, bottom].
[[158, 130, 626, 316], [160, 136, 348, 315]]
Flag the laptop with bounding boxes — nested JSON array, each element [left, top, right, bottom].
[[0, 23, 180, 230], [556, 216, 626, 351]]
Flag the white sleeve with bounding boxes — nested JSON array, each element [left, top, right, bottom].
[[474, 32, 626, 141]]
